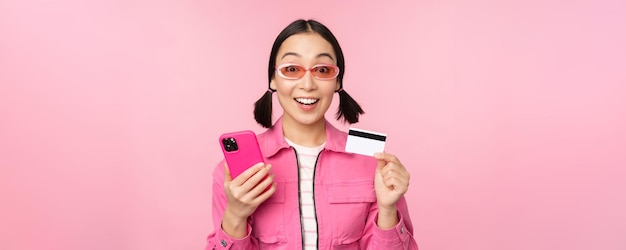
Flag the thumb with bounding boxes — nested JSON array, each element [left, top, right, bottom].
[[375, 159, 385, 185], [376, 159, 386, 172], [374, 152, 387, 172], [223, 162, 232, 182]]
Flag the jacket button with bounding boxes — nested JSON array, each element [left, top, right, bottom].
[[220, 239, 227, 247], [401, 226, 405, 234]]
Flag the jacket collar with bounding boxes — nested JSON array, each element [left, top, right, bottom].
[[259, 116, 348, 158]]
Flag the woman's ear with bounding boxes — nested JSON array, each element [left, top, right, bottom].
[[335, 80, 341, 91]]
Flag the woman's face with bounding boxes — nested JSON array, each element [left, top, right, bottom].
[[270, 32, 340, 128]]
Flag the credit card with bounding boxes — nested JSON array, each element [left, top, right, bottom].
[[345, 128, 387, 156]]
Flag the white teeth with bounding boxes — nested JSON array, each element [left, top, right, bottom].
[[295, 98, 319, 105]]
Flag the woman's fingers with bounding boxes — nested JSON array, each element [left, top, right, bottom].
[[240, 173, 275, 202], [383, 174, 409, 192], [230, 162, 266, 186], [250, 176, 277, 203], [379, 162, 410, 193], [374, 152, 408, 187], [374, 152, 402, 165], [228, 163, 274, 204], [238, 164, 272, 192]]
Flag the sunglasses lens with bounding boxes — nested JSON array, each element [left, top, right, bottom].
[[278, 65, 305, 79], [312, 65, 339, 79], [276, 64, 339, 80]]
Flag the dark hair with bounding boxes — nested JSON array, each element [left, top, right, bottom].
[[253, 19, 364, 128]]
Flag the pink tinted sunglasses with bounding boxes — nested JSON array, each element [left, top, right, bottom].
[[275, 63, 340, 80]]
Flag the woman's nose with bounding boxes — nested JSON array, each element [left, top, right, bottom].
[[299, 70, 317, 90]]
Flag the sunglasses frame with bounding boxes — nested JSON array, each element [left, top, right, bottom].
[[275, 63, 340, 80]]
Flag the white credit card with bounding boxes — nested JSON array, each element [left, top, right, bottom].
[[345, 128, 387, 156]]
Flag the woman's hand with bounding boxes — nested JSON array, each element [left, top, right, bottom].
[[373, 152, 410, 229], [221, 162, 276, 238]]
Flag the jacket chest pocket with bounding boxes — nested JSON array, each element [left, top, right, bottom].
[[251, 181, 288, 246], [325, 180, 376, 247]]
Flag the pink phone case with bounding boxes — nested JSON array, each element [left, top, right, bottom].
[[219, 130, 264, 179]]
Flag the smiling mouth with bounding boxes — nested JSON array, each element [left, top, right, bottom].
[[294, 98, 319, 105]]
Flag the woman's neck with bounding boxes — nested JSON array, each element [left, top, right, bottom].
[[282, 117, 326, 147]]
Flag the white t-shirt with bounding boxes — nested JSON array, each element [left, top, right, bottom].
[[285, 138, 325, 250]]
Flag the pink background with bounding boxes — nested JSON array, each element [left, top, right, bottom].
[[1, 0, 625, 249]]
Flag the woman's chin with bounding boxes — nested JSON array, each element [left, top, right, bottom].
[[285, 112, 325, 126]]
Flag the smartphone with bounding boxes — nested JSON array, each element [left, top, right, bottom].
[[219, 130, 265, 179]]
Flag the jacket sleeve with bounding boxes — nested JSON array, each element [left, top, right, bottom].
[[359, 196, 419, 249], [205, 160, 259, 250]]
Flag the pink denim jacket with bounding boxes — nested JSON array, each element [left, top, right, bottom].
[[205, 118, 418, 249]]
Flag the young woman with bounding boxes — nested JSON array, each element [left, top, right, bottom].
[[206, 19, 418, 249]]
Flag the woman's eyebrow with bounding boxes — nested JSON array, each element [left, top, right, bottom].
[[280, 52, 335, 61], [316, 53, 334, 61], [281, 52, 300, 59]]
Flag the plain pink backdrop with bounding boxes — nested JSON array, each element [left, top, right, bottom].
[[1, 0, 625, 249]]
